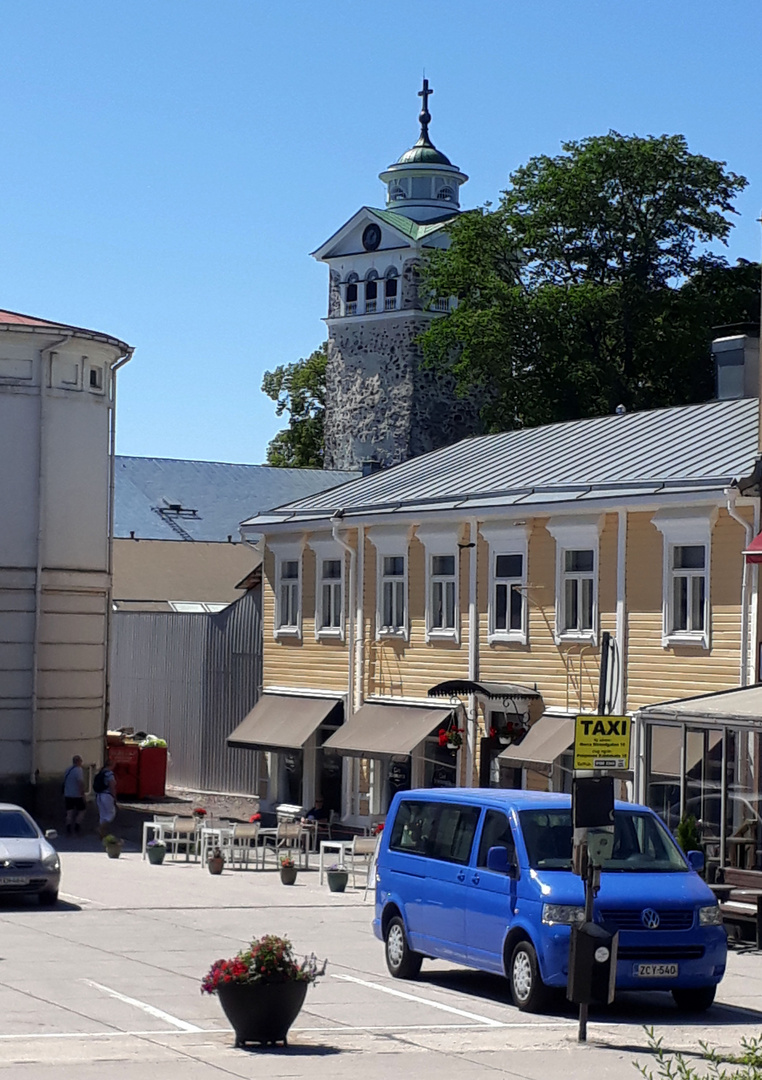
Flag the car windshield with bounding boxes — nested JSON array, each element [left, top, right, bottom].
[[0, 810, 38, 839], [518, 808, 688, 873]]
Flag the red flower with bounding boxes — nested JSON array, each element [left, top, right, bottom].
[[489, 727, 497, 739], [438, 728, 448, 747], [249, 813, 261, 822]]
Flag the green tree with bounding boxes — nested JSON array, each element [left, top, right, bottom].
[[421, 132, 756, 431], [262, 343, 328, 467]]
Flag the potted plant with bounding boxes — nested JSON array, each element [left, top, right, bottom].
[[280, 854, 297, 885], [207, 846, 225, 875], [438, 726, 464, 752], [193, 807, 207, 821], [676, 813, 705, 875], [201, 933, 326, 1047], [326, 863, 348, 893], [146, 839, 166, 865], [102, 834, 122, 859]]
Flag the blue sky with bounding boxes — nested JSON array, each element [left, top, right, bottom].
[[1, 1, 760, 465]]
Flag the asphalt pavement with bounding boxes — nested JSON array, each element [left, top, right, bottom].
[[1, 838, 762, 1079]]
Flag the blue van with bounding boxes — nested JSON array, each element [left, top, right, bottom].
[[373, 789, 726, 1013]]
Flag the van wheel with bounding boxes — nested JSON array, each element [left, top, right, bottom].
[[509, 940, 550, 1012], [385, 916, 422, 979], [672, 986, 716, 1012], [38, 889, 58, 906]]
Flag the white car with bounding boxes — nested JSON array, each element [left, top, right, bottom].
[[0, 803, 60, 905]]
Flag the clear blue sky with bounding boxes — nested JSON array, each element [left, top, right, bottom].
[[1, 1, 760, 465]]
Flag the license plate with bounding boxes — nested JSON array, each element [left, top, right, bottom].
[[633, 963, 678, 978], [0, 877, 29, 886]]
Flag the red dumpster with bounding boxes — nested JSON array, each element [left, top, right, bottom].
[[138, 746, 168, 798], [109, 744, 140, 796]]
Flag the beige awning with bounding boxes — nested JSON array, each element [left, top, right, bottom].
[[499, 715, 575, 767], [227, 694, 341, 752], [323, 703, 453, 758]]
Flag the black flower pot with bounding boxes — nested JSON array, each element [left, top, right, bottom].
[[280, 865, 297, 885], [218, 979, 308, 1047], [326, 869, 348, 893]]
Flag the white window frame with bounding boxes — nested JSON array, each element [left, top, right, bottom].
[[480, 522, 529, 644], [652, 508, 716, 649], [416, 523, 464, 643], [269, 539, 303, 639], [308, 536, 345, 641], [546, 515, 603, 645], [368, 525, 412, 640]]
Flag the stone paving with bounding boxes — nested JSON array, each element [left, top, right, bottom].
[[1, 844, 762, 1078]]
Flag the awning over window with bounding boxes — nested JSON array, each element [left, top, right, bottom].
[[322, 703, 453, 758], [498, 715, 574, 767], [428, 680, 544, 725], [227, 694, 341, 752], [744, 532, 762, 564]]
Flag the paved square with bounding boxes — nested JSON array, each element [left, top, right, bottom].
[[1, 841, 761, 1078]]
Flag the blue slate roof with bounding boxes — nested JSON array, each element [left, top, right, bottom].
[[114, 456, 359, 541]]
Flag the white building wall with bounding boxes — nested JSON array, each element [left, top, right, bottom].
[[0, 328, 130, 800]]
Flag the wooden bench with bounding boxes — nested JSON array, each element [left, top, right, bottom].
[[716, 868, 762, 946]]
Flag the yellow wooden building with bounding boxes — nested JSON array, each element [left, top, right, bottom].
[[230, 395, 761, 828]]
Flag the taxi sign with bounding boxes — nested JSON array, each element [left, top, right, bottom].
[[574, 715, 630, 771]]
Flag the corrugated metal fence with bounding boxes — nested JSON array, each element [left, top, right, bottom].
[[110, 588, 262, 794]]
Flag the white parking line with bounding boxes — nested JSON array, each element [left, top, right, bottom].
[[334, 973, 537, 1027], [83, 980, 202, 1033], [59, 892, 103, 907]]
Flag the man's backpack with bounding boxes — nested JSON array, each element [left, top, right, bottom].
[[92, 768, 109, 794]]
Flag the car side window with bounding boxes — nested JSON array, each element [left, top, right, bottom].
[[477, 810, 516, 868], [389, 801, 480, 864]]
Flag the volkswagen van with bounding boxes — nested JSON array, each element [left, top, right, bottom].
[[373, 789, 726, 1012]]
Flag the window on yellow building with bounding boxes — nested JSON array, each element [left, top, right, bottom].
[[319, 558, 343, 632], [561, 549, 595, 634], [381, 555, 406, 634], [430, 554, 456, 632], [494, 554, 524, 634], [669, 544, 706, 635], [278, 559, 300, 630]]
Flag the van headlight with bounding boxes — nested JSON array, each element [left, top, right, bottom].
[[41, 853, 60, 872], [699, 904, 722, 926], [542, 904, 585, 926]]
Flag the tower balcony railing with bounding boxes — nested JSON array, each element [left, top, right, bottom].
[[366, 299, 377, 313], [346, 302, 357, 316], [384, 297, 397, 311], [433, 298, 450, 312]]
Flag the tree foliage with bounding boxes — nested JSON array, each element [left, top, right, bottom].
[[262, 343, 328, 467], [421, 132, 757, 431]]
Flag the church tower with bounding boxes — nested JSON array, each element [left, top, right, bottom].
[[312, 80, 480, 471]]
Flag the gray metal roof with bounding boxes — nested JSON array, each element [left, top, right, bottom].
[[114, 456, 359, 541], [248, 399, 759, 526]]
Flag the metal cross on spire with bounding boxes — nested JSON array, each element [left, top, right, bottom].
[[418, 77, 433, 142]]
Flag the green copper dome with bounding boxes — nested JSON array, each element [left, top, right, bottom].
[[397, 139, 453, 167]]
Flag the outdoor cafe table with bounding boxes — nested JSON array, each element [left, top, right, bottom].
[[318, 839, 354, 884], [141, 819, 177, 860], [259, 826, 312, 870], [199, 824, 235, 864]]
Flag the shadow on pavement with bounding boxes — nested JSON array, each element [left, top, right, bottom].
[[0, 897, 82, 912], [232, 1043, 345, 1056]]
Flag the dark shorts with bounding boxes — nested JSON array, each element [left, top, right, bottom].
[[65, 797, 86, 812]]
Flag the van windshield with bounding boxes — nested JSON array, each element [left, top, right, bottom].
[[518, 809, 688, 873]]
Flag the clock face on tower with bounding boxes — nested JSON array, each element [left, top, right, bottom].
[[362, 224, 381, 251]]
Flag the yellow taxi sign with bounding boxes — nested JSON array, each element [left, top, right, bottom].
[[574, 715, 631, 771]]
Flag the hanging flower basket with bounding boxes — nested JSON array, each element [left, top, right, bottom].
[[438, 726, 464, 752]]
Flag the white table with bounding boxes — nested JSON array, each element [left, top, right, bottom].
[[200, 825, 235, 864], [141, 820, 176, 860], [319, 839, 354, 884]]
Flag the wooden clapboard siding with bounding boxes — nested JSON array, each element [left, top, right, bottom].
[[262, 541, 350, 694], [478, 515, 618, 713], [365, 531, 471, 699], [626, 507, 748, 708]]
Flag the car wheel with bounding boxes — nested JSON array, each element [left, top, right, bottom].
[[384, 916, 422, 979], [509, 940, 550, 1012], [672, 985, 716, 1012], [38, 889, 58, 907]]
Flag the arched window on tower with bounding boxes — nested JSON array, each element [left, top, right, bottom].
[[389, 185, 406, 201], [437, 186, 455, 201], [365, 270, 378, 313], [384, 269, 398, 312], [345, 273, 359, 316]]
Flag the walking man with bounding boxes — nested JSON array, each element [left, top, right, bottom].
[[94, 757, 118, 838], [63, 755, 86, 836]]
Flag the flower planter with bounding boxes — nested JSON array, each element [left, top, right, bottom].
[[208, 855, 225, 875], [105, 843, 122, 859], [218, 979, 308, 1047], [327, 869, 348, 893], [280, 865, 298, 886], [147, 845, 166, 865]]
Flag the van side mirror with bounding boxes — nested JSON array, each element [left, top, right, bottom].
[[687, 850, 704, 872], [45, 829, 58, 841], [487, 846, 517, 876]]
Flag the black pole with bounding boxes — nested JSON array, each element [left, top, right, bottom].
[[597, 631, 611, 716]]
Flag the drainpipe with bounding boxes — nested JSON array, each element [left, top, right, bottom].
[[726, 490, 753, 685], [615, 508, 627, 714], [29, 333, 72, 787], [355, 525, 365, 711], [104, 347, 134, 749], [467, 518, 479, 785]]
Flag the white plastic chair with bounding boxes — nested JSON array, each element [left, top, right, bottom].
[[230, 823, 262, 869], [165, 816, 199, 862], [348, 835, 378, 888], [263, 821, 309, 869]]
